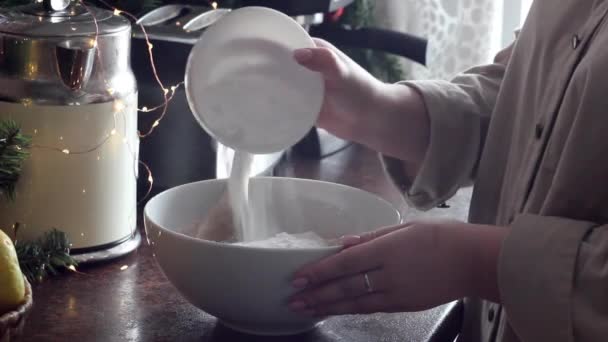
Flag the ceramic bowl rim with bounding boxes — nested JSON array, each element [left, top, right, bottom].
[[143, 176, 401, 253]]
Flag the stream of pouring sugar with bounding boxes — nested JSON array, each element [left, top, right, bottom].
[[227, 150, 329, 247], [227, 151, 287, 243], [228, 151, 255, 242]]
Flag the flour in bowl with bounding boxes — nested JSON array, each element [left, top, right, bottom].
[[233, 231, 329, 248]]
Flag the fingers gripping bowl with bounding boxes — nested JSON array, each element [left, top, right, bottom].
[[144, 177, 400, 335]]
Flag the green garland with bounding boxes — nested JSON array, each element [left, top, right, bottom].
[[13, 225, 77, 283], [0, 120, 76, 283], [0, 120, 31, 200]]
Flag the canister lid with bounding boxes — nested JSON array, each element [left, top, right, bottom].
[[0, 0, 130, 37]]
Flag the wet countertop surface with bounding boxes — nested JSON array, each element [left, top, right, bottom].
[[23, 145, 470, 342]]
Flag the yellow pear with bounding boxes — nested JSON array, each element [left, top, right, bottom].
[[0, 229, 25, 314]]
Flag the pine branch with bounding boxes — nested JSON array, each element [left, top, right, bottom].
[[0, 120, 31, 201], [14, 226, 78, 283], [338, 0, 405, 83]]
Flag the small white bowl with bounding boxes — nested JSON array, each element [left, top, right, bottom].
[[185, 7, 324, 154], [144, 177, 400, 336]]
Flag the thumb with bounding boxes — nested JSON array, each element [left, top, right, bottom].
[[294, 46, 347, 81]]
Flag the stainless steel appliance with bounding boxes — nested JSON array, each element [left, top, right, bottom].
[[0, 0, 140, 257]]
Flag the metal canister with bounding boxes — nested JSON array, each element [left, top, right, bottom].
[[0, 0, 139, 252]]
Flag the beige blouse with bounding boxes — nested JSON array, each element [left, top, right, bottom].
[[383, 0, 608, 341]]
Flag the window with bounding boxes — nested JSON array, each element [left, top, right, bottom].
[[499, 0, 534, 49], [521, 0, 534, 25]]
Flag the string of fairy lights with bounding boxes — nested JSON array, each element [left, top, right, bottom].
[[1, 0, 223, 275], [21, 0, 218, 203]]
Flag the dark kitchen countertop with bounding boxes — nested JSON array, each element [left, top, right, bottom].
[[22, 144, 469, 342]]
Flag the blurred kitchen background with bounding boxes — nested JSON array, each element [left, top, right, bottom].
[[0, 0, 535, 218]]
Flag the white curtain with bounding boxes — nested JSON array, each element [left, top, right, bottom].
[[373, 0, 503, 80]]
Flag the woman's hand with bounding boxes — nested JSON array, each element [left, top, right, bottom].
[[294, 38, 385, 141], [289, 221, 507, 316], [294, 39, 430, 164]]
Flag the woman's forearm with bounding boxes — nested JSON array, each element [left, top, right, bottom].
[[357, 83, 430, 168]]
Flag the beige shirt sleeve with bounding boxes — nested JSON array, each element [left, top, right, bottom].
[[498, 214, 608, 341], [382, 44, 514, 211]]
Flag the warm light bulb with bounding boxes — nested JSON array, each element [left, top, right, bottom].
[[147, 175, 153, 183], [120, 265, 129, 271], [162, 88, 169, 95], [89, 39, 97, 48], [141, 106, 149, 112], [62, 149, 70, 154], [113, 9, 122, 16], [147, 42, 154, 50], [110, 129, 117, 136], [21, 98, 32, 107], [107, 88, 115, 95], [212, 2, 218, 9], [152, 120, 160, 128]]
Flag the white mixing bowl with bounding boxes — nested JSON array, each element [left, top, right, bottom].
[[144, 177, 400, 336]]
